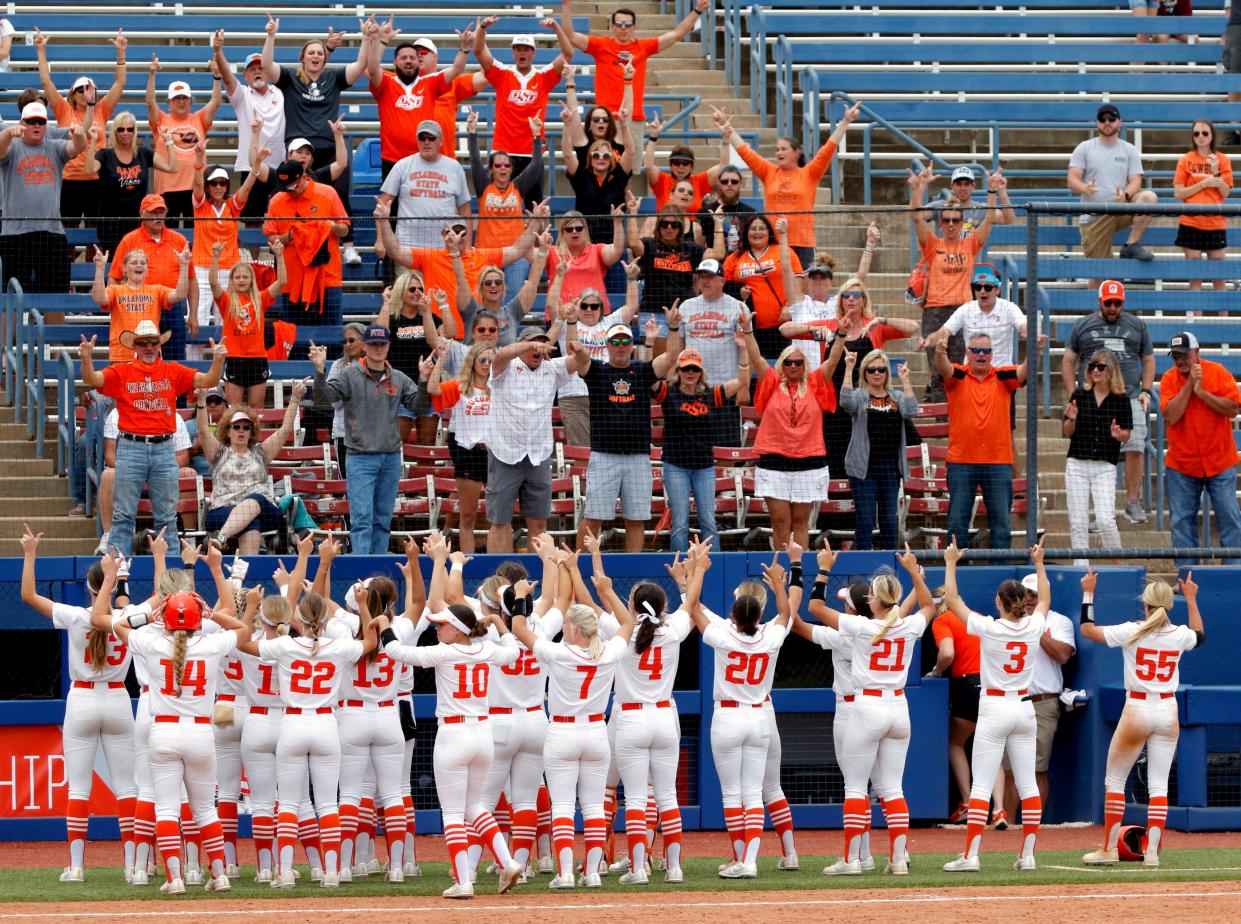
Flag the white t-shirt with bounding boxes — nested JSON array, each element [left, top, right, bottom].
[[615, 609, 693, 704], [53, 603, 131, 684], [129, 628, 238, 719], [381, 152, 471, 249], [534, 635, 627, 717], [941, 298, 1026, 368], [1102, 621, 1198, 695], [229, 82, 285, 172], [680, 292, 745, 385], [488, 355, 573, 465], [258, 635, 365, 709], [445, 383, 491, 449], [810, 623, 856, 697], [968, 609, 1047, 692], [839, 610, 928, 692], [1069, 136, 1144, 225], [702, 620, 787, 705], [1029, 610, 1076, 696], [105, 408, 191, 452], [787, 294, 838, 372]]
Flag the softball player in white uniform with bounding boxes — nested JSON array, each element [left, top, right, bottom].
[[511, 566, 635, 891], [237, 590, 373, 889], [21, 530, 137, 883], [394, 542, 427, 877], [809, 544, 935, 877], [378, 548, 525, 900], [684, 545, 793, 880], [942, 541, 1049, 872], [1080, 569, 1204, 869], [212, 556, 256, 876]]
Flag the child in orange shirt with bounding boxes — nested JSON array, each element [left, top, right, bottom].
[[211, 239, 286, 408], [191, 140, 261, 329], [93, 247, 190, 360]]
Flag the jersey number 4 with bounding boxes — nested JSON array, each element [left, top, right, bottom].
[[1135, 647, 1179, 683], [723, 651, 770, 685], [158, 658, 207, 697], [639, 646, 664, 681], [289, 660, 335, 695], [868, 638, 908, 673]]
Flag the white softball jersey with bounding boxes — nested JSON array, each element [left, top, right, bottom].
[[969, 610, 1048, 692], [1102, 621, 1199, 695], [615, 609, 693, 705], [702, 621, 787, 705], [127, 629, 239, 719], [533, 635, 627, 717], [839, 611, 927, 692], [52, 603, 132, 684], [257, 635, 365, 709], [383, 637, 520, 718]]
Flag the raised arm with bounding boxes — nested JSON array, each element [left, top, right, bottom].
[[941, 539, 971, 619], [344, 19, 376, 86], [34, 30, 60, 104], [144, 55, 162, 128], [263, 379, 306, 462], [562, 0, 590, 52], [806, 541, 844, 629], [19, 527, 55, 619], [104, 29, 128, 110], [907, 168, 934, 246], [425, 533, 450, 613], [262, 15, 282, 83], [658, 0, 707, 52], [91, 249, 110, 307], [473, 16, 496, 72]]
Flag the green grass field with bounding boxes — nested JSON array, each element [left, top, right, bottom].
[[3, 848, 1239, 902]]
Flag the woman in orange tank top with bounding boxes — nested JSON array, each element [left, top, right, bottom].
[[211, 240, 286, 408]]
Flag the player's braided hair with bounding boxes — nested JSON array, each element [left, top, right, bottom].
[[869, 573, 904, 643], [996, 579, 1027, 619], [298, 593, 329, 657], [1131, 581, 1174, 645], [170, 630, 188, 697], [85, 563, 110, 672], [566, 604, 604, 659], [631, 582, 667, 655], [358, 576, 398, 662]]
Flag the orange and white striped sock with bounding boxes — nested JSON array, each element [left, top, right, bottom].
[[1146, 796, 1168, 856], [383, 804, 406, 871], [645, 793, 659, 859], [474, 810, 515, 867], [298, 814, 322, 872], [624, 807, 647, 873], [963, 797, 990, 859], [583, 817, 608, 876], [251, 814, 275, 872], [444, 823, 470, 884], [133, 799, 157, 873], [494, 793, 512, 836], [465, 823, 484, 875], [116, 796, 136, 871], [882, 797, 910, 864], [842, 798, 869, 862], [1020, 796, 1042, 860], [1103, 790, 1126, 852], [552, 815, 575, 878], [155, 819, 183, 883], [723, 806, 745, 863], [275, 811, 298, 873], [602, 787, 618, 864], [217, 800, 238, 868], [65, 798, 89, 870], [357, 799, 375, 864], [403, 795, 417, 865], [766, 796, 795, 858], [338, 803, 360, 871], [198, 818, 227, 878], [179, 804, 202, 872], [318, 811, 341, 875], [741, 807, 764, 865], [660, 808, 683, 870], [510, 808, 538, 871], [536, 786, 553, 860]]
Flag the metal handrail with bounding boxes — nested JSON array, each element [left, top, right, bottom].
[[23, 309, 46, 458], [5, 279, 25, 424], [55, 349, 75, 478]]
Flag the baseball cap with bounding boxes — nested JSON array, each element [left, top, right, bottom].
[[1097, 103, 1121, 121], [204, 386, 226, 403], [972, 264, 1001, 287], [416, 119, 443, 138], [167, 81, 193, 100], [412, 37, 438, 55], [511, 34, 536, 48], [362, 323, 390, 344], [696, 257, 724, 276], [442, 217, 469, 233], [1098, 279, 1125, 302], [287, 137, 314, 155], [677, 348, 704, 369], [669, 145, 695, 163], [1021, 574, 1039, 593], [206, 167, 230, 184], [140, 193, 168, 213], [606, 323, 634, 342], [518, 327, 551, 343], [71, 76, 95, 92], [1168, 332, 1199, 355], [20, 102, 48, 122], [803, 262, 833, 278], [273, 160, 305, 190], [244, 53, 264, 69], [951, 166, 976, 183]]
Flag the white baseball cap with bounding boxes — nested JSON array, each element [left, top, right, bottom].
[[20, 102, 48, 121], [71, 76, 95, 92], [511, 34, 536, 48], [206, 167, 230, 183], [951, 166, 976, 183], [696, 257, 724, 276], [287, 137, 314, 154], [412, 37, 438, 54], [1021, 574, 1039, 593], [167, 81, 193, 100]]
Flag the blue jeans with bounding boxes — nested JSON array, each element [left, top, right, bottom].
[[850, 458, 902, 550], [346, 450, 401, 554], [111, 437, 180, 556], [160, 300, 189, 361], [1166, 465, 1241, 572], [664, 462, 718, 552], [947, 462, 1012, 549]]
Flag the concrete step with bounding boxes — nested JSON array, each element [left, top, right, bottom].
[[0, 516, 97, 538], [0, 475, 73, 499], [9, 497, 90, 517], [0, 537, 97, 557], [0, 439, 40, 459], [0, 457, 58, 477]]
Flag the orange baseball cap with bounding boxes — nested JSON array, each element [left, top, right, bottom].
[[1098, 280, 1124, 301], [140, 194, 168, 213], [677, 349, 704, 368]]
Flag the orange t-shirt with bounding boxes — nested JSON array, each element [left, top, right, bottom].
[[650, 170, 714, 213], [267, 320, 297, 360], [434, 73, 481, 158], [152, 111, 213, 194], [944, 364, 1021, 464], [99, 357, 197, 436], [263, 180, 349, 303], [931, 611, 981, 677], [407, 246, 505, 332], [585, 35, 660, 120], [486, 63, 559, 157], [724, 247, 802, 329], [106, 283, 174, 361], [372, 69, 449, 163], [737, 141, 836, 249], [1161, 358, 1241, 478], [474, 182, 525, 250], [191, 193, 246, 268], [920, 233, 986, 309], [1175, 150, 1234, 232], [51, 97, 113, 181], [217, 289, 273, 358], [109, 226, 190, 288], [752, 370, 837, 458]]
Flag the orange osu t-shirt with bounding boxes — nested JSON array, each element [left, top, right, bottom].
[[486, 63, 559, 156], [217, 289, 274, 358], [944, 364, 1021, 464], [106, 283, 174, 360], [650, 170, 714, 213], [1175, 150, 1234, 232], [585, 35, 660, 120], [474, 182, 525, 250], [737, 141, 837, 250], [191, 193, 247, 268], [724, 247, 802, 329], [152, 110, 213, 194], [99, 357, 198, 435], [921, 233, 985, 309], [52, 97, 112, 181], [372, 69, 449, 163]]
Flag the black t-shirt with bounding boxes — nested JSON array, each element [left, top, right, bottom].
[[637, 238, 704, 314], [584, 360, 657, 454], [568, 165, 631, 242], [96, 147, 157, 219], [653, 381, 732, 470], [276, 66, 347, 148], [863, 392, 904, 466], [387, 312, 433, 380], [1066, 387, 1133, 465]]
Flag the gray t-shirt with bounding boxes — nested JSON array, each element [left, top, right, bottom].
[[1066, 311, 1153, 396], [0, 136, 70, 236], [680, 291, 746, 385], [380, 152, 470, 250], [1068, 136, 1144, 224], [460, 295, 524, 348]]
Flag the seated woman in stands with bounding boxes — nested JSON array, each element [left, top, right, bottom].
[[197, 380, 306, 554]]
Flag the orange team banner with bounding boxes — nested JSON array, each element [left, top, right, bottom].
[[0, 726, 118, 818]]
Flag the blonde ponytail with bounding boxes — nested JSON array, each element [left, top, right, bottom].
[[566, 604, 603, 660], [1130, 582, 1174, 645], [298, 594, 329, 657], [261, 596, 294, 637], [869, 573, 903, 644], [170, 629, 188, 697]]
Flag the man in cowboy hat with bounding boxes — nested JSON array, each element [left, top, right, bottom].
[[78, 320, 227, 555]]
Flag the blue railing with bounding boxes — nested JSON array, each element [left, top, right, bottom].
[[54, 350, 75, 480], [23, 309, 46, 458]]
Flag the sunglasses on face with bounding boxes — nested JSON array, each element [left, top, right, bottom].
[[1088, 362, 1109, 372], [476, 355, 493, 364], [1101, 300, 1123, 308], [782, 358, 805, 368], [474, 326, 498, 334], [417, 133, 438, 141], [580, 302, 602, 310], [719, 177, 741, 186], [658, 221, 681, 229], [612, 19, 635, 27], [940, 216, 962, 225], [608, 337, 633, 346], [230, 421, 253, 431], [344, 337, 360, 344], [973, 284, 997, 292], [481, 278, 504, 286], [134, 339, 160, 348], [1098, 114, 1119, 123], [72, 87, 88, 95], [680, 365, 702, 374], [492, 161, 512, 169], [866, 366, 888, 375], [1193, 130, 1212, 137], [23, 119, 48, 126], [669, 158, 693, 167], [563, 224, 585, 233], [840, 291, 864, 300], [590, 151, 613, 160], [207, 179, 229, 187], [115, 126, 136, 134], [590, 115, 611, 123], [969, 346, 993, 355]]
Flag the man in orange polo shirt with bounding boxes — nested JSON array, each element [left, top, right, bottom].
[[936, 332, 1036, 549], [1160, 331, 1241, 575], [110, 194, 195, 360], [78, 320, 226, 556]]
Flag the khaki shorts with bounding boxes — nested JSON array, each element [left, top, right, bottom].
[[1003, 696, 1061, 773], [1080, 206, 1136, 260]]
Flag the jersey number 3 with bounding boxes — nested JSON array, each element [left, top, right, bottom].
[[1002, 641, 1029, 675]]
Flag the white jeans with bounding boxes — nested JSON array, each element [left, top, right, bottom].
[[1066, 457, 1121, 564]]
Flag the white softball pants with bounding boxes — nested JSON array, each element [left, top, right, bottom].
[[838, 694, 911, 801], [339, 703, 406, 810], [969, 696, 1039, 802], [434, 719, 495, 826], [1105, 698, 1180, 798], [213, 698, 247, 803], [148, 723, 219, 826], [240, 709, 283, 816], [482, 710, 549, 814], [276, 713, 342, 817], [613, 705, 680, 814], [63, 686, 137, 801], [710, 706, 770, 811], [543, 721, 610, 820]]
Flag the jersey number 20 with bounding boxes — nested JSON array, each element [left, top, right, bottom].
[[723, 651, 770, 685]]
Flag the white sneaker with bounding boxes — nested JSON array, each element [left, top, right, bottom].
[[823, 858, 861, 876], [548, 873, 575, 889], [485, 861, 500, 875], [365, 858, 382, 875], [184, 868, 204, 886], [321, 871, 339, 888], [271, 870, 296, 889], [943, 854, 980, 872], [225, 863, 239, 878], [159, 878, 186, 895], [310, 867, 323, 882], [885, 859, 909, 876], [343, 245, 363, 266], [350, 863, 368, 878], [124, 866, 134, 884], [59, 867, 84, 883], [609, 857, 631, 873], [1143, 851, 1160, 869], [618, 869, 649, 885], [403, 861, 422, 877], [205, 874, 230, 891], [443, 881, 474, 899], [577, 871, 602, 888], [338, 867, 353, 884], [777, 853, 800, 870], [1083, 847, 1119, 865], [718, 861, 757, 879], [663, 866, 684, 883], [254, 869, 272, 884], [292, 868, 302, 879], [1014, 855, 1037, 871], [538, 855, 555, 874], [498, 861, 522, 894], [386, 867, 405, 884], [147, 860, 157, 876], [130, 869, 149, 886], [598, 856, 610, 876], [860, 856, 876, 871]]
